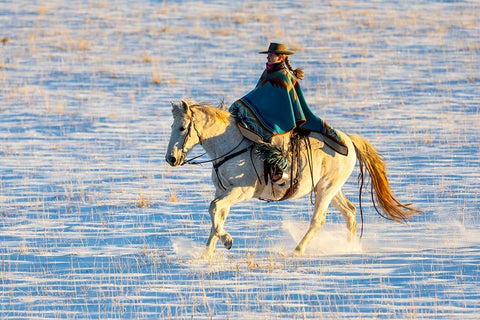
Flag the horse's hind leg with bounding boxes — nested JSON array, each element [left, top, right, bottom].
[[331, 190, 357, 242], [293, 189, 336, 255]]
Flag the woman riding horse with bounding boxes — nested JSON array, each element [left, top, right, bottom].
[[229, 43, 347, 182]]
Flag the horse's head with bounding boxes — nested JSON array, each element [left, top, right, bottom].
[[165, 100, 201, 166]]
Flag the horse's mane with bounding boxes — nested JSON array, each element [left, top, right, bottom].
[[188, 101, 232, 124]]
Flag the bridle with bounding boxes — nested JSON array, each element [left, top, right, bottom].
[[178, 115, 199, 163]]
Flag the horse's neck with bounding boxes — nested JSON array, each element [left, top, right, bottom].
[[199, 117, 244, 158]]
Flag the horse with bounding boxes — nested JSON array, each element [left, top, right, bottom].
[[165, 100, 420, 259]]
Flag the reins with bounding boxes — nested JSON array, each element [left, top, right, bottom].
[[182, 137, 248, 166], [213, 144, 250, 170]]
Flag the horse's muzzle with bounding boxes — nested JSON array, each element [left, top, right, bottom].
[[165, 155, 183, 166], [166, 155, 176, 166]]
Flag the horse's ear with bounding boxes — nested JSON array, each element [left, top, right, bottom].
[[171, 100, 191, 116], [181, 99, 188, 111], [170, 101, 180, 115], [180, 99, 192, 116]]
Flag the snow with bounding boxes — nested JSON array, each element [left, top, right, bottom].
[[1, 0, 479, 318]]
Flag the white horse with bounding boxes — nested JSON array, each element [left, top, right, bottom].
[[166, 100, 420, 258]]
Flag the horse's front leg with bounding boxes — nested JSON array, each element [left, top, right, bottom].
[[204, 186, 254, 259]]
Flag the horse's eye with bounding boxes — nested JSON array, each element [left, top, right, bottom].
[[180, 126, 186, 132]]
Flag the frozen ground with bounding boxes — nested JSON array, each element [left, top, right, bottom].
[[0, 0, 479, 319]]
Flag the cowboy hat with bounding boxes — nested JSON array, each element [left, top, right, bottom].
[[259, 42, 295, 55]]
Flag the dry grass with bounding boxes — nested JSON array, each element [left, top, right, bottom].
[[136, 189, 150, 208], [152, 70, 161, 84], [141, 52, 153, 63]]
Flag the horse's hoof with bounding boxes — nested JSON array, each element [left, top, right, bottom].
[[292, 247, 303, 256], [224, 237, 233, 250], [220, 234, 233, 250]]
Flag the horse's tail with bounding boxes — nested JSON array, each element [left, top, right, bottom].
[[349, 134, 422, 224]]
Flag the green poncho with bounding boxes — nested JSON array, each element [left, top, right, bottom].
[[230, 63, 345, 149]]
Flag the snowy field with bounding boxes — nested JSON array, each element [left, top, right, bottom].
[[1, 0, 479, 318]]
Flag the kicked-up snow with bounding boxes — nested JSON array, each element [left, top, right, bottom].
[[0, 0, 479, 318]]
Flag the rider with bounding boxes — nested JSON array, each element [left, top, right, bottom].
[[229, 42, 347, 182]]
